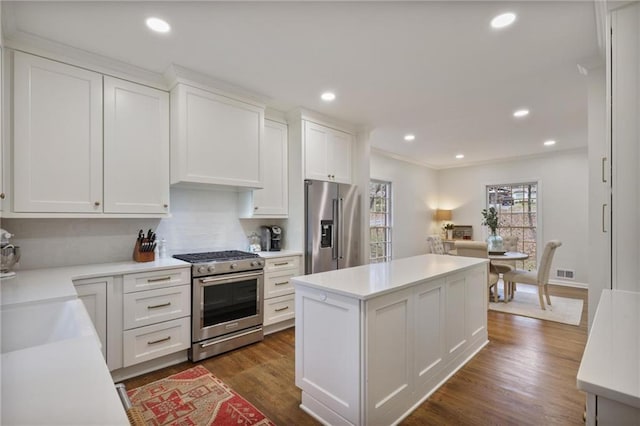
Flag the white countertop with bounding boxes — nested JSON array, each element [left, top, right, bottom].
[[292, 254, 488, 300], [577, 289, 640, 408], [577, 290, 640, 408], [1, 258, 189, 307], [2, 336, 130, 425], [0, 258, 191, 425], [256, 250, 303, 258]]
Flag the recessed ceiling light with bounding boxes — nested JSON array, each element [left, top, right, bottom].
[[321, 92, 336, 102], [146, 17, 171, 33], [455, 154, 465, 159], [544, 140, 556, 146], [513, 109, 530, 118], [404, 134, 415, 142], [491, 12, 516, 29]]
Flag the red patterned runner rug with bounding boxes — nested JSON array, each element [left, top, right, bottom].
[[127, 365, 276, 426]]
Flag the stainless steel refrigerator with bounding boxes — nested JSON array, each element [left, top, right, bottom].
[[305, 179, 360, 274]]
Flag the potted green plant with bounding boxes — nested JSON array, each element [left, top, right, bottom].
[[442, 222, 454, 240], [481, 207, 504, 252]]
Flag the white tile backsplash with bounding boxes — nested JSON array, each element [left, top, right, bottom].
[[3, 187, 285, 270]]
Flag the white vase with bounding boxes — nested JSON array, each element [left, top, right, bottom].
[[447, 230, 453, 240]]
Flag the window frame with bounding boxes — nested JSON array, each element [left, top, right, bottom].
[[369, 179, 393, 263], [486, 181, 540, 271]]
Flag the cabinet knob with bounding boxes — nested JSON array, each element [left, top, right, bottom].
[[254, 206, 258, 210], [94, 201, 101, 206], [327, 174, 331, 179], [0, 192, 5, 200], [163, 204, 168, 208]]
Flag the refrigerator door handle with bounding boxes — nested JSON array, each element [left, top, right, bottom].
[[332, 198, 339, 260], [338, 197, 344, 260]]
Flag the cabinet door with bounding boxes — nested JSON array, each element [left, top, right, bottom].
[[365, 287, 414, 425], [304, 121, 353, 184], [74, 279, 109, 359], [252, 120, 288, 216], [304, 121, 330, 181], [103, 76, 169, 214], [327, 129, 352, 184], [171, 84, 263, 188], [13, 52, 103, 212]]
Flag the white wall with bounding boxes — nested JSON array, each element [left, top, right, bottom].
[[437, 149, 589, 285], [370, 151, 439, 259], [3, 187, 284, 270]]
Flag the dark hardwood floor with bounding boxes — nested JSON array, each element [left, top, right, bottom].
[[123, 284, 588, 425]]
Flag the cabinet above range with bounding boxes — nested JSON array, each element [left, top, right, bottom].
[[169, 82, 265, 190]]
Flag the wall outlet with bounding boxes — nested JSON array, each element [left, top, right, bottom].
[[556, 269, 575, 280]]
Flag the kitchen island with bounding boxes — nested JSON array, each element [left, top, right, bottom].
[[293, 254, 489, 426]]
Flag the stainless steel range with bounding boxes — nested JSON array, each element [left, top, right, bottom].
[[173, 250, 265, 361]]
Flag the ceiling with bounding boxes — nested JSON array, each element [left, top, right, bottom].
[[2, 1, 600, 168]]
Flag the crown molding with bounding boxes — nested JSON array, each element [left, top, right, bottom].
[[2, 28, 167, 90]]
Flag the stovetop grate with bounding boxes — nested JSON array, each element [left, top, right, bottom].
[[173, 250, 259, 263]]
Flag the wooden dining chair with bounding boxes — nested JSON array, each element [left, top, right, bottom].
[[503, 240, 562, 310], [454, 240, 500, 303]]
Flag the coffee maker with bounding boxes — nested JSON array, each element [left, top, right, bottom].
[[260, 225, 282, 252]]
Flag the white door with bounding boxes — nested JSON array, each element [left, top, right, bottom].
[[75, 280, 108, 359], [253, 120, 288, 216], [327, 128, 352, 184], [304, 121, 329, 181], [13, 52, 103, 213], [103, 76, 169, 214]]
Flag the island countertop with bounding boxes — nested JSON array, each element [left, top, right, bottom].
[[291, 254, 488, 300]]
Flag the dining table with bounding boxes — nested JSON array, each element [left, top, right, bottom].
[[487, 251, 529, 302]]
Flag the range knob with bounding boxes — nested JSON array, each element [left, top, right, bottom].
[[250, 261, 258, 267], [197, 266, 207, 274], [208, 265, 216, 273], [230, 263, 238, 270]]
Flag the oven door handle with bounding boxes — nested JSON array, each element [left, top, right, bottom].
[[198, 271, 263, 285]]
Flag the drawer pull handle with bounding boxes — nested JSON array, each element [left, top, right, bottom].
[[147, 302, 171, 309], [273, 262, 289, 266], [147, 276, 172, 283], [274, 281, 288, 286], [148, 336, 171, 345], [275, 306, 289, 312]]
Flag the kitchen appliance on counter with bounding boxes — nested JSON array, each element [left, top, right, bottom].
[[172, 250, 265, 361], [0, 229, 20, 279], [260, 225, 282, 251], [305, 179, 360, 274]]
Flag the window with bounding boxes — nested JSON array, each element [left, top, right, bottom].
[[369, 180, 392, 263], [486, 182, 538, 270]]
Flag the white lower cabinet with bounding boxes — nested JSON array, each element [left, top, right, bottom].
[[262, 255, 301, 330], [74, 277, 110, 359], [73, 265, 191, 373], [123, 317, 191, 367], [122, 267, 191, 367]]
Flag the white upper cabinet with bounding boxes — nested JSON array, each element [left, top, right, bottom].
[[239, 119, 288, 218], [103, 76, 169, 214], [170, 83, 264, 188], [13, 51, 103, 213], [304, 120, 353, 184]]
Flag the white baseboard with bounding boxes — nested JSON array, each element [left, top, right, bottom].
[[548, 279, 588, 289]]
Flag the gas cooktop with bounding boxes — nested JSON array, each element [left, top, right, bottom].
[[173, 250, 259, 263], [173, 250, 263, 278]]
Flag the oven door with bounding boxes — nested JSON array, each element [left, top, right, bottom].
[[193, 270, 264, 343]]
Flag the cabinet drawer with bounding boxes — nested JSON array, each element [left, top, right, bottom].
[[123, 268, 190, 293], [265, 256, 300, 273], [123, 285, 190, 330], [264, 293, 295, 326], [264, 271, 295, 299], [123, 317, 190, 367]]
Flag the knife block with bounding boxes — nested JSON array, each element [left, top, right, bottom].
[[133, 240, 155, 263]]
